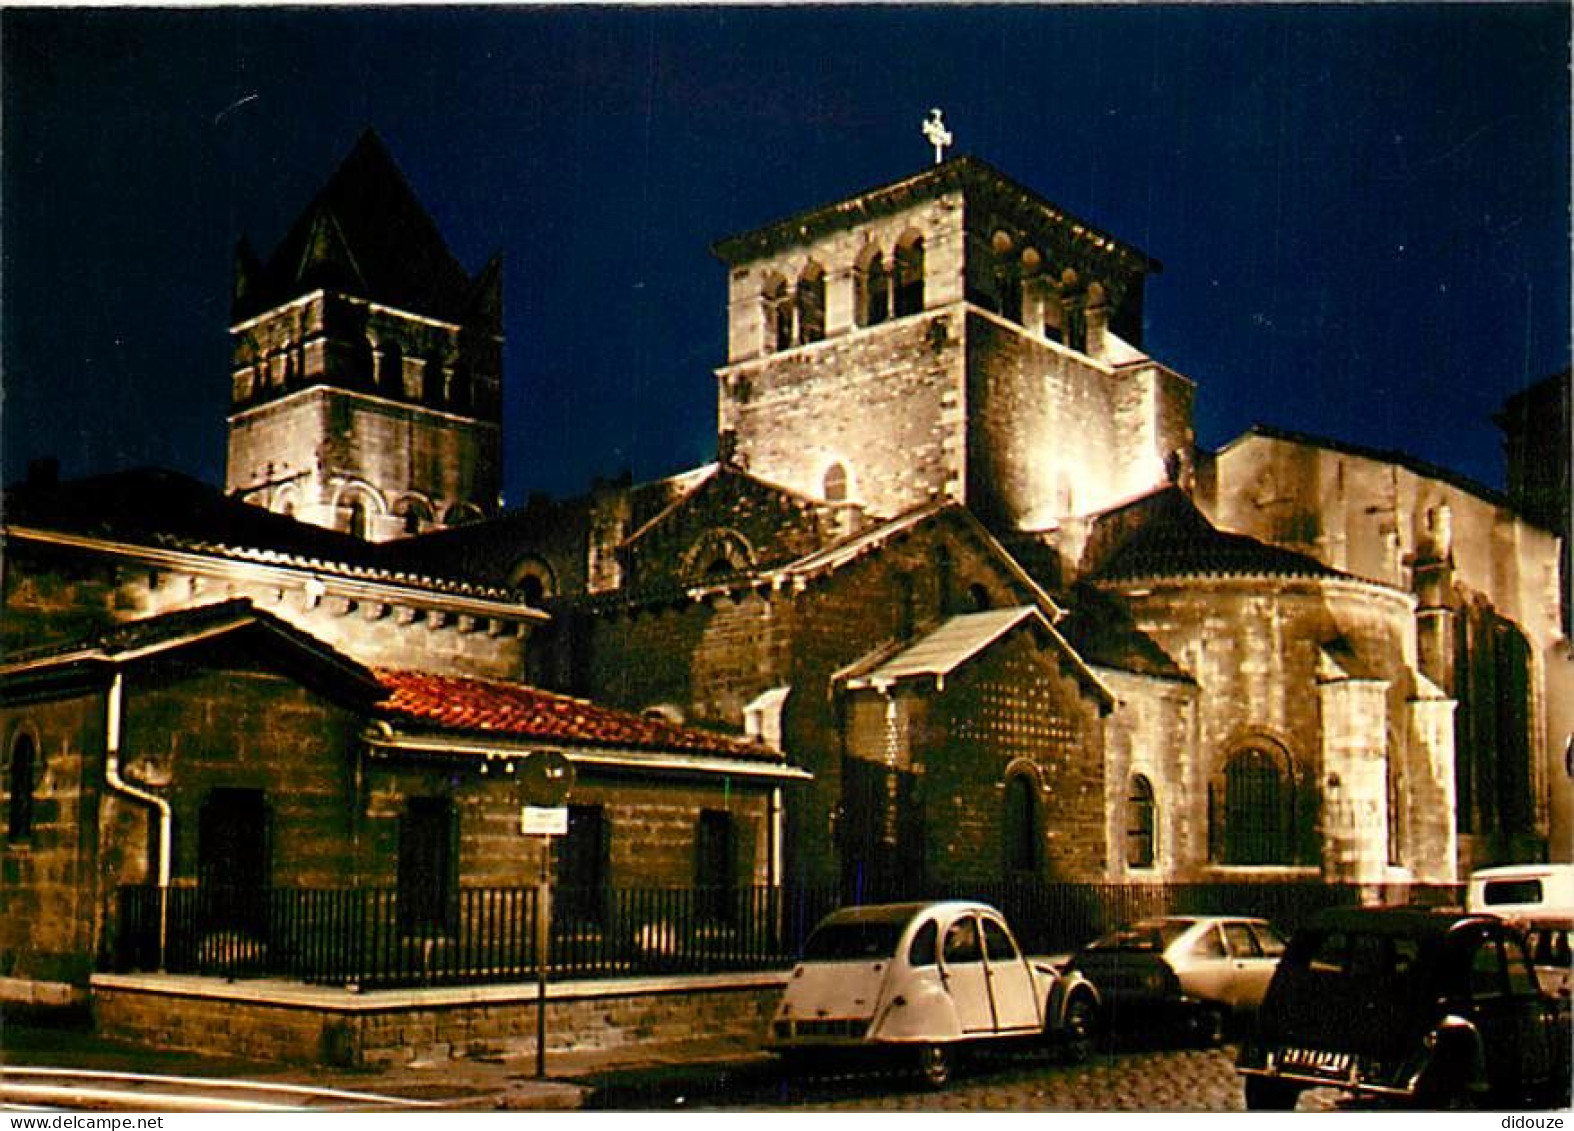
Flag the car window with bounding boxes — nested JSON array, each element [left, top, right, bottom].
[[1304, 930, 1350, 974], [1223, 922, 1262, 958], [982, 917, 1019, 963], [1503, 933, 1539, 996], [802, 921, 904, 961], [1528, 927, 1571, 967], [908, 919, 939, 968], [944, 916, 983, 964], [1252, 923, 1287, 958], [1190, 925, 1226, 959], [1468, 936, 1507, 999]]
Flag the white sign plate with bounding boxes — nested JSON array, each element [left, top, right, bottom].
[[520, 805, 569, 836]]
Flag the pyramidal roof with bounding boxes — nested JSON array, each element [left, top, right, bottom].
[[233, 130, 499, 328]]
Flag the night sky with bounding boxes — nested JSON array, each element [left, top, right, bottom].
[[4, 5, 1569, 509]]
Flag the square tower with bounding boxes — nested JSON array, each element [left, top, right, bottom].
[[711, 157, 1192, 533], [225, 131, 503, 541]]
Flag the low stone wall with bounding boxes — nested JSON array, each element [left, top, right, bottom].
[[90, 971, 789, 1068]]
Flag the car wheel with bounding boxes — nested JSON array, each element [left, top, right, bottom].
[[1187, 1004, 1227, 1048], [1058, 993, 1097, 1064], [1243, 1076, 1301, 1111], [915, 1043, 953, 1090]]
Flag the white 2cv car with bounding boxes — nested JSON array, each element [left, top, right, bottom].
[[767, 901, 1100, 1087]]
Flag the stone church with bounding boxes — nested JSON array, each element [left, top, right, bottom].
[[3, 132, 1568, 990]]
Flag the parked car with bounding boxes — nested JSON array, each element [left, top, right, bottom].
[[1065, 915, 1286, 1045], [1237, 906, 1570, 1109], [766, 901, 1100, 1087]]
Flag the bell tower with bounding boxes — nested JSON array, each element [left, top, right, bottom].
[[225, 131, 503, 541]]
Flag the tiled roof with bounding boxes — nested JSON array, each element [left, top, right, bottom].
[[375, 669, 779, 762], [4, 468, 524, 603], [1091, 488, 1348, 583]]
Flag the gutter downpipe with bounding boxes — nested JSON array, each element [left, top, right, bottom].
[[104, 670, 172, 970]]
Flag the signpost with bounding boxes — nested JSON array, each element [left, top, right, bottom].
[[517, 750, 574, 1079]]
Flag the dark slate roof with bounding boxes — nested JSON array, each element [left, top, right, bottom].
[[3, 467, 520, 601], [376, 668, 781, 762], [1219, 425, 1510, 511], [233, 129, 500, 329], [1090, 488, 1349, 583], [1058, 585, 1192, 683]]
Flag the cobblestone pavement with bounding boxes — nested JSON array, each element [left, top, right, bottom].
[[755, 1047, 1348, 1112], [585, 1040, 1348, 1112]]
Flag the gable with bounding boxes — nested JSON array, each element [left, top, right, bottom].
[[618, 467, 842, 592]]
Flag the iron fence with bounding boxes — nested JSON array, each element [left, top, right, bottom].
[[110, 878, 1461, 989]]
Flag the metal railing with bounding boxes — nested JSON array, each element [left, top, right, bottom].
[[109, 878, 1460, 989]]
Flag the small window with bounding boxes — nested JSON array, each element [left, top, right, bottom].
[[823, 462, 848, 503], [7, 732, 38, 842], [908, 919, 939, 967], [943, 917, 982, 964]]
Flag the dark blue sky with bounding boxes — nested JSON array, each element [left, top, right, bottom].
[[4, 5, 1569, 506]]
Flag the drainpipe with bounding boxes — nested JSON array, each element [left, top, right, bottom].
[[769, 786, 783, 889], [103, 671, 171, 970]]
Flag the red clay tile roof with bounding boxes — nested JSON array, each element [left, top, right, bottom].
[[374, 669, 775, 761]]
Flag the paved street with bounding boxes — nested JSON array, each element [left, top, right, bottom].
[[582, 1040, 1347, 1112]]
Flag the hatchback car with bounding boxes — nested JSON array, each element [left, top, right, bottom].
[[1237, 907, 1570, 1109], [767, 901, 1100, 1087], [1065, 915, 1286, 1045]]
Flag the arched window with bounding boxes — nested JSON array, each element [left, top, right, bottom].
[[7, 732, 37, 842], [394, 496, 433, 536], [423, 352, 446, 405], [856, 248, 890, 328], [894, 233, 925, 317], [347, 499, 369, 540], [1212, 743, 1312, 865], [991, 231, 1022, 323], [823, 462, 848, 503], [796, 263, 826, 344], [377, 341, 403, 391], [1003, 772, 1039, 874], [507, 557, 557, 606], [349, 335, 375, 386], [762, 274, 792, 353], [449, 364, 473, 412], [1127, 775, 1156, 869]]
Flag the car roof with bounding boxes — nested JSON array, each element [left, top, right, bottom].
[[1306, 905, 1496, 938], [815, 901, 999, 928]]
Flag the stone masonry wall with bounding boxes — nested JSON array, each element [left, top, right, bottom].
[[93, 974, 787, 1067], [719, 313, 966, 520]]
